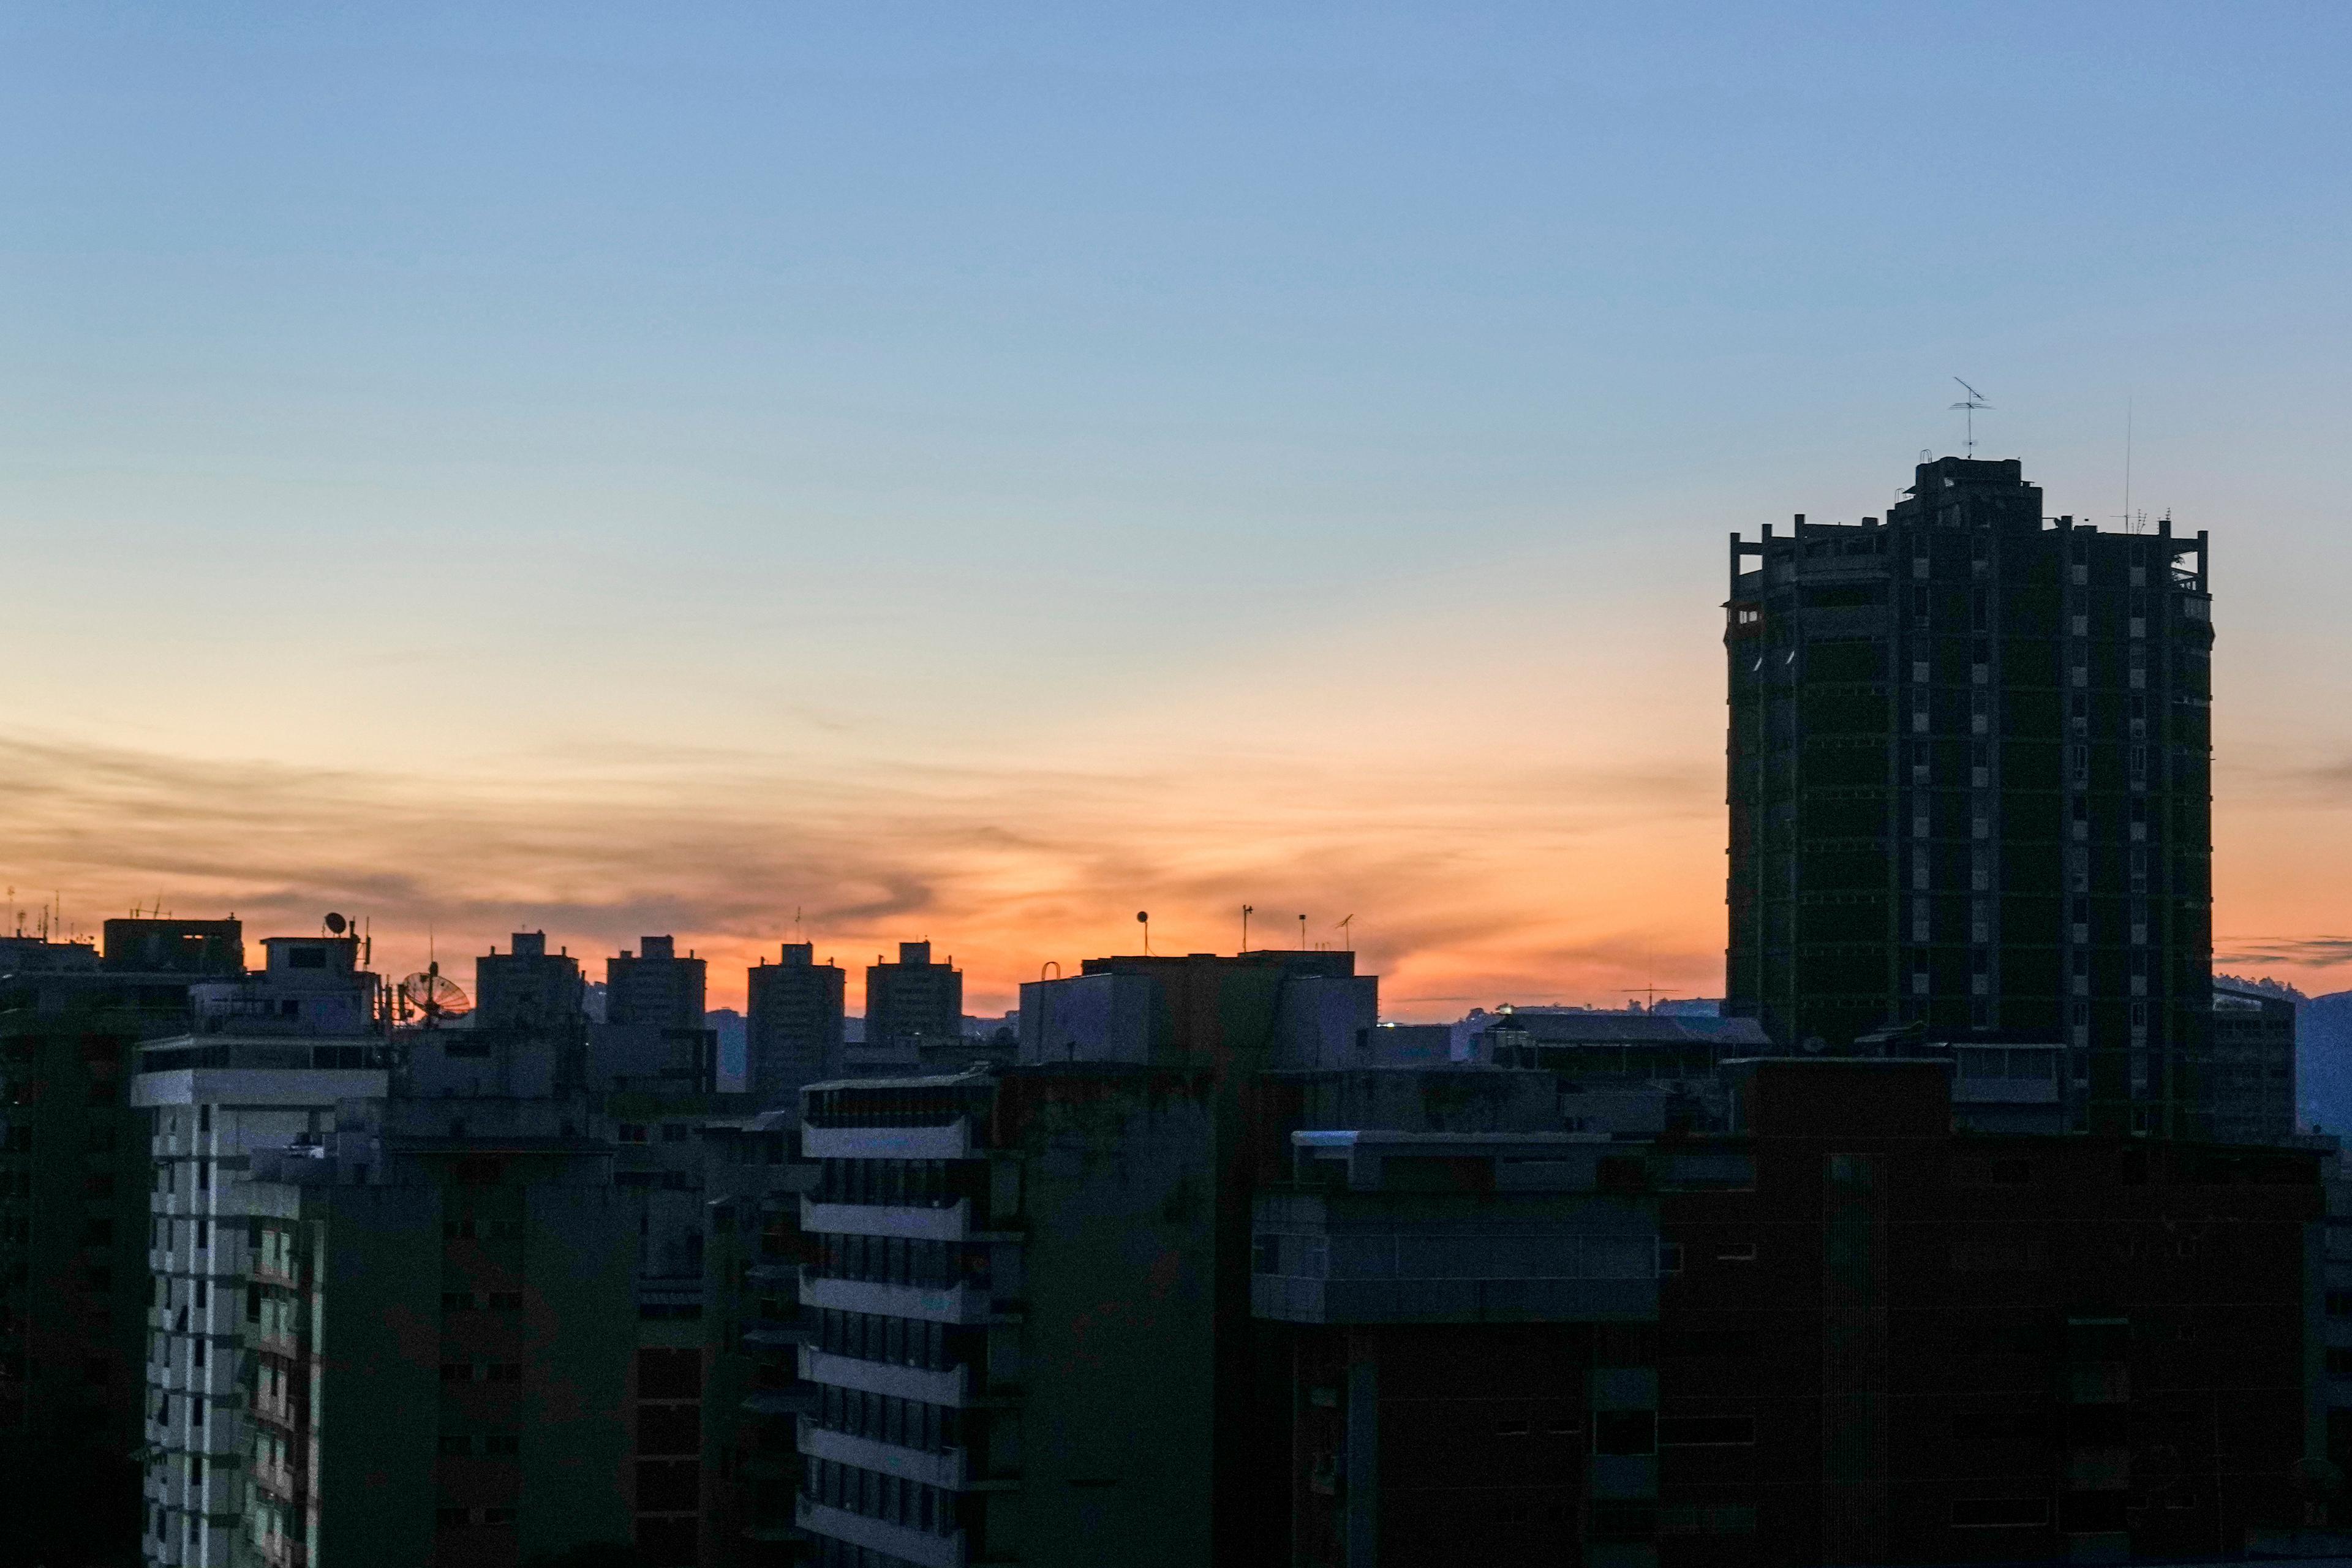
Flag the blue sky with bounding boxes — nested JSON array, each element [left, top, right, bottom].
[[4, 2, 2349, 1008]]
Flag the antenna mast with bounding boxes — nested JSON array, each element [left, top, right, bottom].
[[1949, 378, 1992, 456]]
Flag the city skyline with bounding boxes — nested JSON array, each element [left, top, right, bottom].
[[6, 5, 2352, 1016]]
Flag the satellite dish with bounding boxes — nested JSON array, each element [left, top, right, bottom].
[[399, 962, 472, 1023], [324, 912, 347, 935]]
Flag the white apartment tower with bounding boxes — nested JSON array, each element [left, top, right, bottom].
[[130, 934, 388, 1568]]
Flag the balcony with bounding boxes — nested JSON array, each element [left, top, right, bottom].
[[799, 1347, 978, 1409], [800, 1275, 1001, 1325], [742, 1385, 821, 1417], [802, 1121, 972, 1163], [795, 1498, 964, 1568], [803, 1196, 981, 1243], [743, 1319, 816, 1352], [250, 1457, 306, 1506], [800, 1425, 991, 1491]]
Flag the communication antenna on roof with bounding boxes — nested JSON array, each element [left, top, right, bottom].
[[1136, 910, 1151, 956], [1336, 914, 1354, 952], [2119, 397, 2135, 533], [1240, 905, 1253, 952], [399, 960, 472, 1027], [1949, 378, 1991, 456]]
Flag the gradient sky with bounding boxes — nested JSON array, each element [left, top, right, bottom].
[[5, 2, 2350, 1015]]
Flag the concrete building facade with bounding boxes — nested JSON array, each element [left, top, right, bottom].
[[746, 944, 846, 1109], [0, 919, 246, 1566], [1725, 458, 2216, 1137], [131, 933, 391, 1568], [858, 943, 963, 1074], [236, 1096, 636, 1568], [1253, 1058, 2329, 1566]]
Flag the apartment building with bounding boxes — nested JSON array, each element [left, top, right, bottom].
[[234, 1095, 635, 1567], [1251, 1057, 2328, 1566], [0, 919, 245, 1565], [130, 933, 391, 1568], [1727, 458, 2217, 1136]]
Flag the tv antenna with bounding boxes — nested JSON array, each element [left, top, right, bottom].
[[1240, 905, 1253, 952], [1949, 378, 1991, 456], [398, 960, 472, 1026]]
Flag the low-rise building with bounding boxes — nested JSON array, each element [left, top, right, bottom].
[[2211, 984, 2299, 1145], [1251, 1057, 2330, 1566]]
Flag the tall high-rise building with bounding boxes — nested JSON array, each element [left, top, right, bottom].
[[745, 943, 845, 1107], [608, 935, 707, 1029], [1725, 456, 2214, 1135], [0, 919, 245, 1567], [130, 933, 392, 1568], [593, 937, 716, 1093], [474, 930, 586, 1036], [860, 941, 962, 1063]]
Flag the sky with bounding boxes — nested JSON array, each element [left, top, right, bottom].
[[3, 2, 2350, 1015]]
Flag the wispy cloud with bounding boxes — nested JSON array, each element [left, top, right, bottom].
[[2217, 938, 2352, 970], [0, 728, 1725, 1015]]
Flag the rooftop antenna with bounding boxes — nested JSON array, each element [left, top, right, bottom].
[[1240, 905, 1253, 952], [2120, 397, 2135, 533], [1949, 378, 1991, 457], [1298, 914, 1307, 950], [1336, 914, 1354, 952], [1136, 910, 1151, 956]]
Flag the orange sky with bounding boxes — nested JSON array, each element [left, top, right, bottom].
[[5, 560, 2345, 1017]]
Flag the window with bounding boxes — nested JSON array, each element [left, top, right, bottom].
[[2327, 1349, 2352, 1378], [1659, 1416, 1754, 1446], [488, 1291, 522, 1312], [1717, 1243, 1758, 1262], [483, 1433, 519, 1457], [1953, 1497, 2051, 1529], [1593, 1410, 1656, 1456], [2326, 1291, 2352, 1318], [440, 1362, 475, 1384], [437, 1434, 473, 1457]]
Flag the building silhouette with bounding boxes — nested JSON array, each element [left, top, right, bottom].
[[1726, 457, 2215, 1136], [0, 918, 246, 1567], [857, 941, 963, 1071], [745, 943, 845, 1107]]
